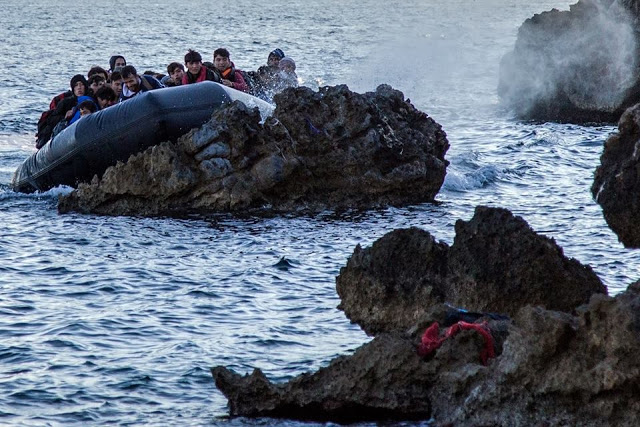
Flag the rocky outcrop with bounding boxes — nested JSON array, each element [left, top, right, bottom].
[[592, 104, 640, 247], [212, 207, 626, 425], [58, 85, 449, 216], [336, 206, 606, 335], [498, 0, 640, 123]]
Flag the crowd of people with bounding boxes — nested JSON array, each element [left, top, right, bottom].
[[35, 48, 299, 149]]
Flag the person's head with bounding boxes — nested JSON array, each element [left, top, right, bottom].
[[95, 85, 117, 109], [279, 57, 296, 73], [213, 48, 231, 72], [70, 74, 88, 97], [121, 65, 140, 92], [109, 55, 126, 72], [167, 62, 185, 83], [184, 49, 203, 75], [268, 48, 285, 67], [88, 74, 106, 94], [88, 66, 109, 81], [110, 71, 123, 97], [78, 100, 97, 116]]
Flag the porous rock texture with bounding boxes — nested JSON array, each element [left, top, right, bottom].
[[58, 85, 449, 216], [336, 206, 606, 335], [212, 207, 633, 426], [592, 103, 640, 247], [498, 0, 640, 123]]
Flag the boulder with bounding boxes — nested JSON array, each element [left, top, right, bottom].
[[498, 0, 640, 123], [336, 206, 606, 335], [592, 103, 640, 247], [212, 207, 625, 425], [58, 85, 449, 216]]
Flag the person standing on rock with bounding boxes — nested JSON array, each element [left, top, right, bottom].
[[119, 65, 164, 102], [212, 48, 249, 92], [182, 50, 220, 85]]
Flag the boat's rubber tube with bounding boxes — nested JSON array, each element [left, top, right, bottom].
[[12, 81, 270, 193]]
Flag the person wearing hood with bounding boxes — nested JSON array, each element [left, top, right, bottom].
[[277, 56, 298, 90], [109, 55, 126, 73], [35, 74, 89, 149], [181, 49, 220, 85], [212, 48, 248, 92]]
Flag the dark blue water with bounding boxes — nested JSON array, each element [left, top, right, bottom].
[[1, 0, 638, 425]]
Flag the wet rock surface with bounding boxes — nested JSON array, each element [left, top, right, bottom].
[[592, 103, 640, 247], [58, 85, 449, 216], [498, 0, 640, 123], [211, 206, 636, 426]]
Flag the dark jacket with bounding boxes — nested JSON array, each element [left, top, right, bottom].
[[119, 75, 164, 102]]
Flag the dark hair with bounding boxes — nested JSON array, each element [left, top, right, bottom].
[[88, 66, 108, 79], [109, 55, 126, 71], [110, 71, 122, 81], [120, 65, 137, 79], [78, 100, 97, 113], [269, 48, 285, 60], [213, 48, 230, 59], [184, 49, 202, 63], [95, 85, 117, 102], [167, 62, 184, 74], [88, 74, 106, 86]]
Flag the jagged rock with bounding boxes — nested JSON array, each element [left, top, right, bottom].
[[212, 282, 640, 425], [58, 85, 449, 216], [212, 207, 627, 424], [336, 206, 606, 335], [592, 103, 640, 247], [498, 0, 640, 123]]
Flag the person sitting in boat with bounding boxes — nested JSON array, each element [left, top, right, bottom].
[[35, 74, 89, 149], [109, 71, 123, 99], [212, 48, 248, 92], [244, 48, 285, 100], [182, 49, 220, 85], [87, 74, 106, 96], [276, 57, 299, 90], [109, 55, 126, 73], [119, 65, 164, 102], [88, 66, 109, 81], [78, 99, 98, 118], [94, 85, 117, 109], [165, 62, 185, 86]]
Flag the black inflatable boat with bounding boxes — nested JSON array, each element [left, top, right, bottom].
[[12, 81, 272, 193]]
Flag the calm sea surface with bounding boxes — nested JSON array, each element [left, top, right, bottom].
[[1, 0, 638, 425]]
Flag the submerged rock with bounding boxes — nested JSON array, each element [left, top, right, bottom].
[[212, 206, 623, 425], [58, 85, 449, 216], [592, 103, 640, 247], [498, 0, 640, 123]]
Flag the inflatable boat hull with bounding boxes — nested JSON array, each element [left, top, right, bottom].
[[12, 82, 270, 193]]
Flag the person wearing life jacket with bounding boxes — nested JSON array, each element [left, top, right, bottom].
[[212, 48, 248, 92], [119, 65, 164, 102], [35, 74, 89, 149], [182, 49, 220, 85]]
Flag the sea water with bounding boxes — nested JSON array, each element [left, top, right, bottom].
[[0, 0, 637, 425]]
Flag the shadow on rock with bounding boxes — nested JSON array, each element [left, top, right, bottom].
[[58, 84, 449, 217], [211, 206, 628, 426]]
